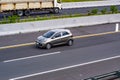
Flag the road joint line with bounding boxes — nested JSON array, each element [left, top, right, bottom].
[[9, 55, 120, 80], [73, 31, 120, 39], [0, 42, 35, 50]]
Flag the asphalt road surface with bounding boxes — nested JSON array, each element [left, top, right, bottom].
[[0, 23, 116, 47], [0, 23, 118, 61], [0, 23, 120, 80], [0, 32, 120, 80]]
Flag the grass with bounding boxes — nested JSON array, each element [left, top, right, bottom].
[[62, 0, 102, 2], [0, 14, 84, 24]]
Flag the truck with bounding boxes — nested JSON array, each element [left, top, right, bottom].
[[0, 0, 62, 16]]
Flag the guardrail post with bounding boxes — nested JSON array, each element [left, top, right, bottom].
[[115, 23, 119, 32]]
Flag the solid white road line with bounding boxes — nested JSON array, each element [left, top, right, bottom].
[[3, 51, 60, 63], [9, 55, 120, 80]]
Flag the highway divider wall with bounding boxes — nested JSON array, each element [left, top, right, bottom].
[[62, 1, 120, 9], [0, 14, 120, 36]]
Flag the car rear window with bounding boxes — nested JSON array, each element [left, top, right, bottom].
[[62, 31, 69, 36]]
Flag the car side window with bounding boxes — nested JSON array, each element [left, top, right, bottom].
[[62, 31, 69, 36], [54, 32, 61, 38]]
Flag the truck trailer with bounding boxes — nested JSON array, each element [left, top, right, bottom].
[[0, 0, 62, 16]]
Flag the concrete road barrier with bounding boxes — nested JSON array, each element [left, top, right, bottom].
[[62, 1, 120, 9], [0, 14, 120, 36]]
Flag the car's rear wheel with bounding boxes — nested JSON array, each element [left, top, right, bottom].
[[46, 43, 52, 49], [17, 10, 23, 17], [67, 40, 73, 46]]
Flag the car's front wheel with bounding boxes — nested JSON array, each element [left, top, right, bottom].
[[67, 40, 73, 46], [35, 44, 39, 48], [46, 43, 52, 49]]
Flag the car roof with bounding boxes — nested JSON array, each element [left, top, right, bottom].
[[50, 29, 70, 33]]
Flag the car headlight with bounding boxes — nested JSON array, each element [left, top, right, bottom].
[[42, 39, 47, 43], [37, 39, 47, 43]]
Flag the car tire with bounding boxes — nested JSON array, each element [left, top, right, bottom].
[[35, 45, 39, 48], [17, 10, 23, 17], [54, 8, 59, 14], [46, 43, 52, 49], [24, 10, 30, 16], [67, 40, 73, 46]]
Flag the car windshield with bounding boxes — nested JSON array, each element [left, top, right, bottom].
[[43, 31, 55, 38]]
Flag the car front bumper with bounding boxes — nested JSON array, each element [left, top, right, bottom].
[[35, 41, 46, 48]]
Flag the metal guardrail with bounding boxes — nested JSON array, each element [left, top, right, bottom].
[[84, 70, 120, 80]]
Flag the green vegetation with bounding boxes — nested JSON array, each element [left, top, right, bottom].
[[101, 8, 107, 14], [62, 0, 102, 2], [0, 6, 119, 24], [8, 15, 20, 23], [110, 6, 118, 13], [90, 8, 98, 15], [0, 14, 83, 24]]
